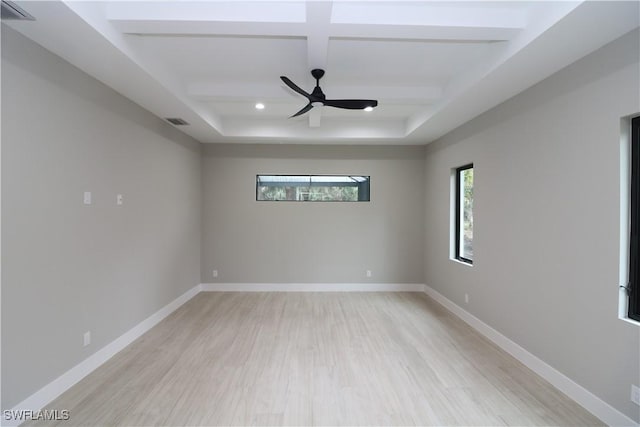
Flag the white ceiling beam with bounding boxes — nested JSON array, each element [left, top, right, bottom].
[[330, 24, 520, 42], [305, 1, 332, 70], [331, 3, 527, 28], [305, 1, 330, 129], [110, 20, 308, 37], [333, 85, 442, 101], [188, 82, 296, 100], [222, 117, 407, 140], [111, 20, 517, 43], [188, 82, 443, 102]]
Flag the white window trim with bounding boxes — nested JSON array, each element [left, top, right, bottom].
[[619, 116, 639, 326], [449, 165, 474, 267]]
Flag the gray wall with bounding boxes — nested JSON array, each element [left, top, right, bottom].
[[1, 27, 202, 409], [423, 29, 640, 422], [201, 144, 425, 284]]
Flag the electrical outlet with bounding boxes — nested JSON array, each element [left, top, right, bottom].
[[465, 293, 469, 304], [83, 331, 91, 347], [83, 191, 92, 205], [631, 384, 640, 406], [212, 270, 218, 278], [366, 270, 372, 278], [116, 194, 123, 205]]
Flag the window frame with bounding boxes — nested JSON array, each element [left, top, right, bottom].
[[629, 117, 640, 321], [455, 164, 474, 265], [255, 174, 371, 202]]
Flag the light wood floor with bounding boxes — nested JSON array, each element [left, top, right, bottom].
[[29, 292, 602, 426]]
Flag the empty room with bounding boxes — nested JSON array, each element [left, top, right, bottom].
[[2, 0, 639, 426]]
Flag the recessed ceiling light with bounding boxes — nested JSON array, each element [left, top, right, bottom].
[[364, 106, 374, 112], [255, 103, 265, 110]]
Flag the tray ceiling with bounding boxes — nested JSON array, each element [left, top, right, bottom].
[[4, 1, 639, 144]]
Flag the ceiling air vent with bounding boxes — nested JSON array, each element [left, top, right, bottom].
[[1, 1, 35, 20], [165, 118, 189, 126]]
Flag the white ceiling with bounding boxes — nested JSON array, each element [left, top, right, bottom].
[[4, 1, 639, 145]]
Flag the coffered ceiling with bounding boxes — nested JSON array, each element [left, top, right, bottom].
[[4, 1, 639, 144]]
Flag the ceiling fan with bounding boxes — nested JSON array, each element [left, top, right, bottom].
[[280, 69, 378, 118]]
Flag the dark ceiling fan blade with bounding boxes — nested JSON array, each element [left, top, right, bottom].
[[323, 99, 378, 110], [290, 103, 314, 118], [280, 76, 311, 99]]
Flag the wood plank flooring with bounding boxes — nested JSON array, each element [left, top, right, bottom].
[[27, 292, 603, 426]]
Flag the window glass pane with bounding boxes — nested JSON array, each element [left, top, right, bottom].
[[309, 176, 358, 201], [257, 175, 370, 202], [629, 117, 640, 321], [257, 175, 310, 201], [460, 168, 474, 261]]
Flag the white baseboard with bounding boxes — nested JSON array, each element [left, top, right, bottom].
[[422, 284, 638, 427], [200, 282, 425, 292], [4, 284, 201, 427]]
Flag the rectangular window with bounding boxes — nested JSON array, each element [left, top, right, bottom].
[[629, 117, 640, 321], [256, 175, 370, 202], [455, 164, 474, 264]]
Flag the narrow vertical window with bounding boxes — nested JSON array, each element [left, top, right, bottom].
[[629, 118, 640, 321], [456, 164, 474, 264]]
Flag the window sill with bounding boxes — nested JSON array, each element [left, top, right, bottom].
[[451, 258, 473, 267], [619, 316, 640, 327]]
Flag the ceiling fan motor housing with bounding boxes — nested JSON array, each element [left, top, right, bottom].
[[311, 69, 325, 80]]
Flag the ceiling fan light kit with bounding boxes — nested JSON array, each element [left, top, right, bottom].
[[280, 69, 378, 118]]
